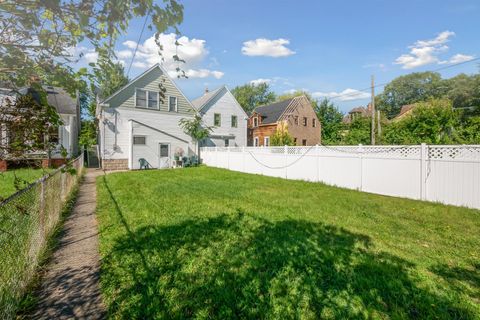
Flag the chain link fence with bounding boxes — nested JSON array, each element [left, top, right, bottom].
[[0, 155, 84, 319]]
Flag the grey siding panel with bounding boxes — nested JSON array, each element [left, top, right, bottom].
[[107, 67, 194, 115]]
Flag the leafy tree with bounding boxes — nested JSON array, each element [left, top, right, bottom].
[[79, 120, 97, 149], [341, 116, 371, 145], [179, 114, 213, 160], [383, 99, 463, 145], [89, 59, 129, 102], [376, 72, 444, 118], [444, 73, 480, 110], [231, 83, 276, 113], [271, 122, 295, 146], [0, 0, 184, 93], [316, 98, 343, 144]]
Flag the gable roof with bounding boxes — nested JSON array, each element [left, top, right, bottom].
[[191, 86, 224, 110], [100, 63, 195, 112], [252, 98, 295, 125]]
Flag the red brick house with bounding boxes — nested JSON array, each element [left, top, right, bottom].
[[247, 96, 321, 146]]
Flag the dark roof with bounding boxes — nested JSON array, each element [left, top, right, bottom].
[[44, 86, 77, 115], [252, 98, 294, 124]]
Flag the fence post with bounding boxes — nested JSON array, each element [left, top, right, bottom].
[[242, 146, 245, 172], [215, 146, 218, 167], [227, 147, 230, 170], [284, 145, 288, 179], [420, 143, 427, 200], [358, 144, 363, 191], [316, 144, 320, 182]]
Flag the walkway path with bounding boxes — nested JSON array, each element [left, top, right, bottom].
[[30, 169, 106, 319]]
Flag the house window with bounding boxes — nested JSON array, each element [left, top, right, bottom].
[[214, 113, 221, 126], [231, 115, 238, 128], [225, 139, 229, 147], [136, 89, 159, 109], [253, 117, 258, 127], [133, 136, 146, 145], [294, 116, 299, 125], [148, 92, 159, 109], [302, 139, 307, 146], [264, 136, 270, 147], [254, 136, 259, 146], [136, 89, 147, 108], [294, 138, 297, 144], [169, 96, 178, 112], [303, 117, 307, 126], [312, 118, 316, 127]]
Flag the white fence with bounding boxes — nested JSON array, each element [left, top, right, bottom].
[[201, 145, 480, 210]]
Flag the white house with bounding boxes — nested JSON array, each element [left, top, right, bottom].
[[192, 85, 248, 147], [0, 86, 80, 165], [96, 64, 197, 170]]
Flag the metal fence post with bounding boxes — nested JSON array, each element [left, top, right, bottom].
[[420, 143, 427, 200]]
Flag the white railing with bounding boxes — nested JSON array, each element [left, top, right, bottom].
[[201, 144, 480, 210]]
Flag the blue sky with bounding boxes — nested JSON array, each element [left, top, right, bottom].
[[78, 0, 480, 113]]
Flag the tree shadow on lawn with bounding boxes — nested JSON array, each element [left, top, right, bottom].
[[100, 179, 475, 319]]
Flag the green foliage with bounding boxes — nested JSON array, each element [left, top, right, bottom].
[[231, 83, 276, 113], [0, 0, 184, 94], [96, 168, 480, 319], [179, 114, 213, 156], [341, 116, 372, 145], [383, 99, 463, 145], [376, 72, 444, 118], [316, 98, 344, 144], [79, 120, 97, 148], [270, 125, 295, 146]]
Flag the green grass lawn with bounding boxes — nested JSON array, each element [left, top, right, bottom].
[[96, 167, 480, 319], [0, 168, 50, 199]]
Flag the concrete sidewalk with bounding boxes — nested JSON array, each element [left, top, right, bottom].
[[29, 169, 106, 319]]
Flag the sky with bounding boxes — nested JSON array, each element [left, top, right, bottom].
[[76, 0, 480, 113]]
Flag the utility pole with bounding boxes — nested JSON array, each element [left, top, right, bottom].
[[370, 75, 376, 145]]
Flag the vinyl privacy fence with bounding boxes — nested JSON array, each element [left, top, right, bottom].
[[0, 156, 83, 319], [201, 145, 480, 210]]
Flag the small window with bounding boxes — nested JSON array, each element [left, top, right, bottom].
[[253, 117, 258, 127], [136, 89, 147, 108], [169, 96, 177, 112], [294, 138, 297, 144], [302, 139, 307, 146], [160, 144, 169, 157], [225, 139, 229, 147], [231, 115, 238, 128], [312, 118, 316, 127], [214, 113, 221, 126], [133, 136, 146, 145], [264, 136, 270, 147], [303, 117, 307, 126], [148, 92, 158, 109], [294, 116, 299, 125], [254, 137, 259, 146]]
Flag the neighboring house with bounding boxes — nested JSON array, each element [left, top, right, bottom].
[[247, 95, 321, 146], [96, 64, 196, 170], [0, 86, 80, 171], [342, 103, 373, 124], [392, 104, 416, 122], [192, 86, 248, 147]]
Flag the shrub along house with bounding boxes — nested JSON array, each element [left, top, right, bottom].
[[192, 85, 248, 147], [248, 95, 321, 146], [0, 86, 81, 171], [96, 64, 197, 170]]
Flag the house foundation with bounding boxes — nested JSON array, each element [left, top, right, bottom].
[[102, 159, 128, 171]]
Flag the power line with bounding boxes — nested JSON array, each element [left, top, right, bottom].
[[328, 56, 480, 102], [126, 11, 150, 78]]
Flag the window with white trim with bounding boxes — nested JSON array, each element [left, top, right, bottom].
[[133, 136, 146, 145], [214, 113, 221, 126], [136, 89, 158, 109], [254, 136, 259, 146], [312, 118, 317, 127], [264, 136, 270, 146], [231, 115, 238, 128], [169, 96, 178, 112], [253, 117, 258, 127]]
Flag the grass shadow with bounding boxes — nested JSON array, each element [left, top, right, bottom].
[[98, 174, 476, 319]]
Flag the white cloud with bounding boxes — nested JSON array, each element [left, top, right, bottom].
[[84, 51, 99, 64], [312, 88, 370, 101], [447, 53, 475, 64], [242, 38, 295, 57], [250, 78, 272, 86], [118, 33, 224, 79], [394, 31, 475, 69]]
